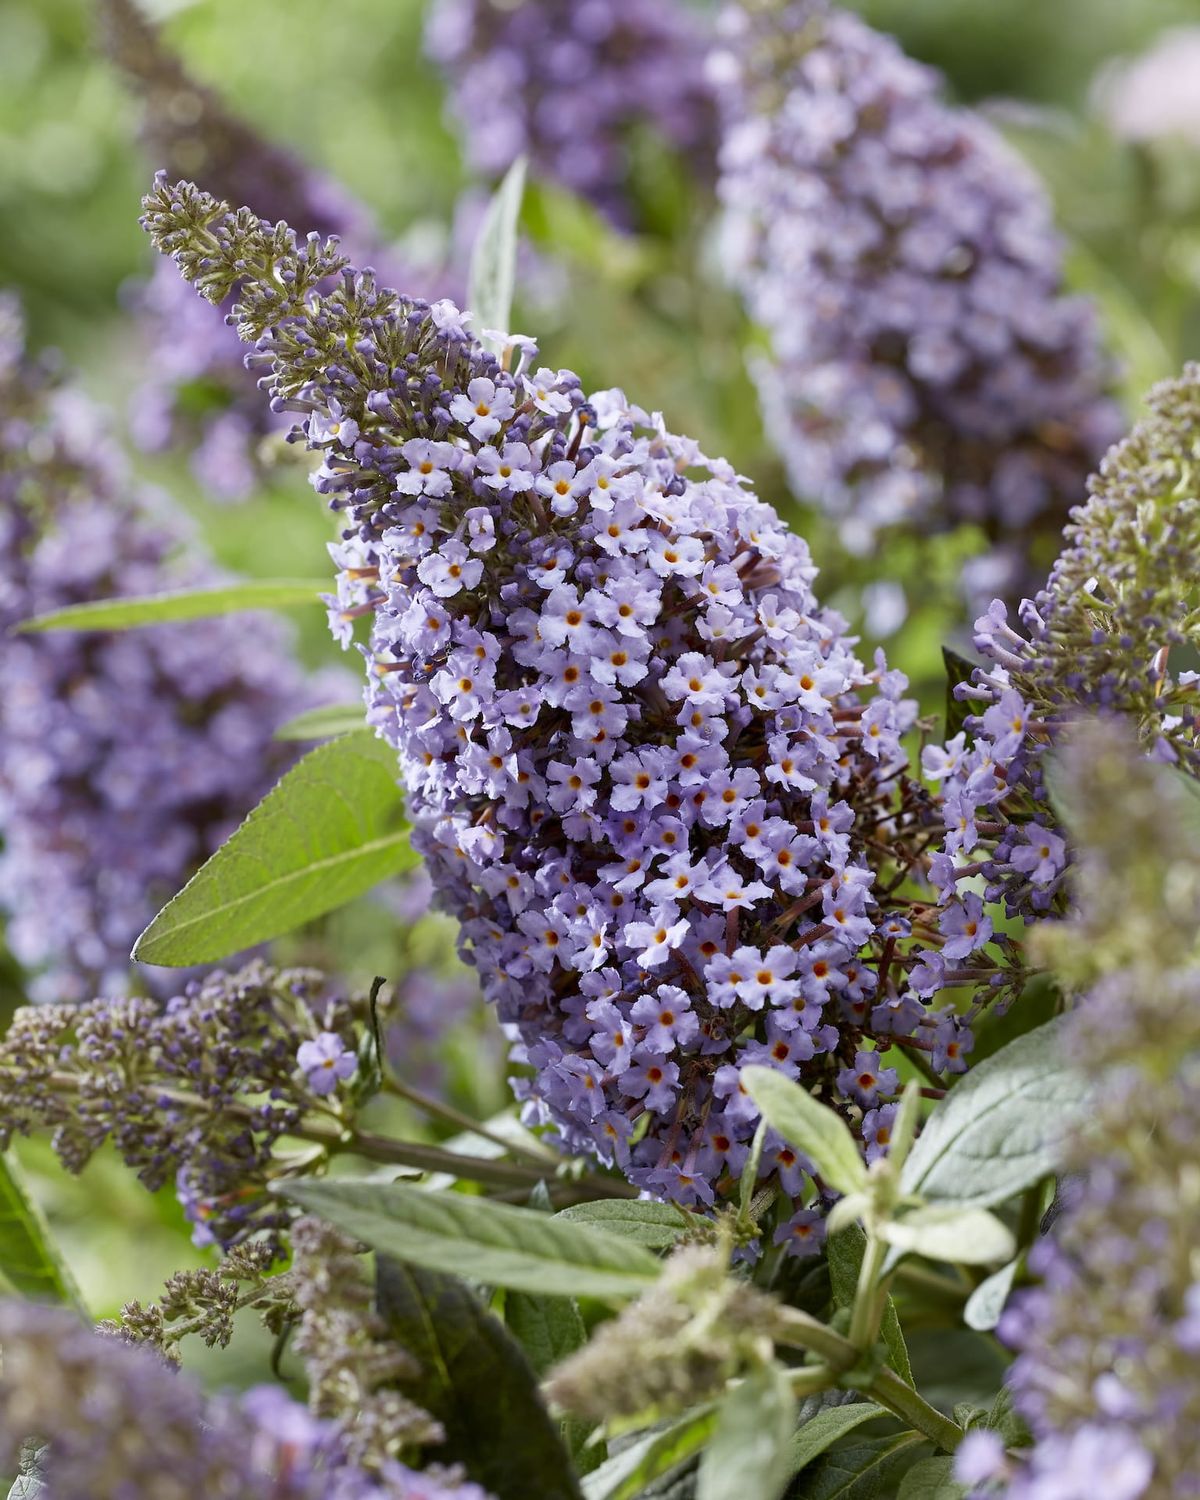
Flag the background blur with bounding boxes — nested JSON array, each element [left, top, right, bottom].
[[2, 0, 1199, 1392]]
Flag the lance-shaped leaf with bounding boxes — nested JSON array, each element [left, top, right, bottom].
[[896, 1456, 966, 1498], [899, 1017, 1090, 1210], [469, 156, 527, 354], [555, 1199, 693, 1251], [283, 1178, 662, 1300], [0, 1154, 84, 1311], [273, 703, 367, 741], [697, 1362, 796, 1500], [133, 732, 415, 964], [376, 1258, 582, 1500], [741, 1067, 868, 1197], [882, 1205, 1016, 1267], [16, 578, 330, 633], [582, 1406, 719, 1500]]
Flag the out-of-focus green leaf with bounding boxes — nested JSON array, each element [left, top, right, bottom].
[[469, 156, 526, 354], [697, 1362, 796, 1500], [882, 1205, 1015, 1267], [376, 1257, 582, 1500], [16, 579, 330, 633], [133, 732, 414, 964], [0, 1153, 84, 1311], [790, 1432, 926, 1498], [283, 1179, 661, 1299], [896, 1456, 966, 1498], [582, 1407, 718, 1500], [505, 1290, 600, 1475], [941, 646, 978, 742], [964, 1258, 1020, 1332], [273, 703, 366, 741]]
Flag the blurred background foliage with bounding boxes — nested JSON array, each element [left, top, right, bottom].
[[1, 0, 1199, 1388]]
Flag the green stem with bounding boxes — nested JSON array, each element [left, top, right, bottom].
[[379, 1076, 559, 1169], [868, 1367, 964, 1454], [848, 1231, 888, 1349], [787, 1363, 835, 1399]]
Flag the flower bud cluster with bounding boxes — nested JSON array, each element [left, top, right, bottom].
[[425, 0, 716, 225], [0, 1300, 493, 1500], [961, 724, 1200, 1499], [100, 0, 442, 499], [0, 301, 315, 1000], [712, 0, 1121, 606], [0, 962, 374, 1248], [141, 179, 977, 1231], [910, 364, 1200, 1014]]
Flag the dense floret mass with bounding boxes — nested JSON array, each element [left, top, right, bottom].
[[713, 0, 1121, 604], [425, 0, 717, 224], [0, 1299, 494, 1500], [910, 364, 1200, 1003], [0, 301, 316, 999], [141, 178, 993, 1224], [961, 726, 1200, 1500]]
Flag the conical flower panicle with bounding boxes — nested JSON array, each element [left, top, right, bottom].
[[143, 178, 985, 1227]]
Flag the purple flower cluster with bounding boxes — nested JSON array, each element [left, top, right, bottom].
[[0, 962, 372, 1248], [0, 1299, 494, 1500], [712, 0, 1121, 606], [910, 364, 1200, 1015], [100, 0, 441, 500], [139, 178, 983, 1230], [0, 301, 317, 1000], [425, 0, 716, 224], [960, 726, 1200, 1500]]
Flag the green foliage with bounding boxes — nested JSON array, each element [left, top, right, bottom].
[[789, 1433, 925, 1499], [882, 1206, 1015, 1267], [895, 1456, 965, 1499], [787, 1405, 885, 1481], [133, 732, 415, 964], [0, 1153, 83, 1310], [15, 579, 330, 633], [963, 1259, 1020, 1332], [555, 1200, 695, 1251], [741, 1067, 869, 1197], [376, 1256, 582, 1500], [827, 1225, 913, 1385], [283, 1180, 663, 1299], [273, 703, 367, 741], [469, 156, 527, 354], [940, 646, 977, 741], [899, 1017, 1090, 1209], [582, 1407, 719, 1500], [697, 1362, 796, 1500]]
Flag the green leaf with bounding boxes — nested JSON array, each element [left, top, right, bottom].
[[16, 579, 330, 633], [827, 1225, 912, 1386], [283, 1179, 662, 1300], [0, 1153, 84, 1310], [787, 1404, 884, 1479], [556, 1199, 692, 1250], [791, 1433, 925, 1499], [273, 703, 366, 741], [697, 1363, 796, 1500], [376, 1257, 582, 1500], [582, 1407, 718, 1500], [133, 732, 415, 964], [899, 1017, 1090, 1211], [505, 1290, 600, 1475], [740, 1067, 868, 1197], [469, 157, 527, 355], [896, 1457, 965, 1499], [882, 1206, 1015, 1267], [963, 1259, 1020, 1333]]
